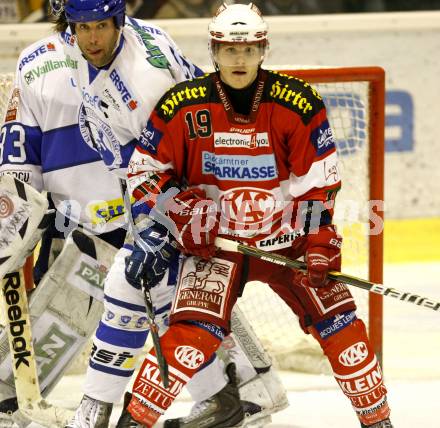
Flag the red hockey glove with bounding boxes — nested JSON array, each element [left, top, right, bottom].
[[168, 188, 219, 259], [297, 225, 342, 288]]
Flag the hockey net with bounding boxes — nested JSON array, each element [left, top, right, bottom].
[[0, 67, 385, 374], [0, 73, 14, 122]]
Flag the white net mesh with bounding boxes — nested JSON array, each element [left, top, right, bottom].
[[0, 73, 14, 123]]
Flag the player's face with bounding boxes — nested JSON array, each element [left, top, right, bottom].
[[215, 43, 262, 89], [75, 18, 120, 68]]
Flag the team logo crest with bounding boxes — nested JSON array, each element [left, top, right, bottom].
[[24, 72, 35, 85], [119, 315, 132, 326], [79, 103, 122, 170], [135, 316, 148, 328], [175, 346, 205, 370], [338, 341, 369, 367], [104, 310, 115, 321], [220, 187, 278, 234]]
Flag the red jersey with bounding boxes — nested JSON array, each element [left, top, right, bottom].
[[128, 69, 340, 250]]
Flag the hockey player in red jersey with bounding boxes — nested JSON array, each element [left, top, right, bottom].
[[125, 3, 394, 427]]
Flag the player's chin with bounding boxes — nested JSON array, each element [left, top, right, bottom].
[[230, 71, 254, 88], [85, 51, 106, 67]]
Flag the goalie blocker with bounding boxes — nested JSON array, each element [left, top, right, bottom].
[[0, 229, 117, 411]]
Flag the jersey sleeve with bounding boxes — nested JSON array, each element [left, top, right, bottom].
[[160, 28, 204, 81], [284, 90, 341, 206], [0, 60, 43, 191], [127, 103, 187, 215]]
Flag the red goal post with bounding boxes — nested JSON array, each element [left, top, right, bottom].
[[283, 66, 385, 362]]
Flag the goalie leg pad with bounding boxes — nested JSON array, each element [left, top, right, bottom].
[[185, 355, 227, 403], [217, 305, 288, 427], [238, 369, 289, 428], [0, 174, 49, 279], [128, 321, 223, 426], [0, 379, 16, 411], [229, 304, 273, 374], [310, 316, 390, 426], [0, 230, 116, 399]]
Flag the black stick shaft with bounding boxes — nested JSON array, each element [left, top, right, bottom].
[[215, 237, 440, 313], [142, 283, 170, 389], [122, 180, 170, 388]]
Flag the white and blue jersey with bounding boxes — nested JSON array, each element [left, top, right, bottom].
[[64, 17, 203, 180], [0, 32, 125, 233], [59, 19, 206, 403]]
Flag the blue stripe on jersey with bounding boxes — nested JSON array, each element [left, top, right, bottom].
[[185, 320, 226, 341], [88, 62, 101, 84], [104, 293, 146, 312], [155, 302, 171, 315], [42, 124, 102, 172], [96, 321, 148, 348], [120, 138, 138, 168], [104, 286, 172, 316], [89, 361, 134, 377], [1, 122, 42, 165], [123, 243, 134, 251]]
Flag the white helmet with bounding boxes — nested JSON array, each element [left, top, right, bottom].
[[209, 3, 268, 43], [209, 3, 268, 68]]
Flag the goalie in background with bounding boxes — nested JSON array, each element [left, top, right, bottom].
[[124, 2, 394, 428]]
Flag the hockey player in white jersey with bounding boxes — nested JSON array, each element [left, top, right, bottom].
[[58, 0, 287, 427], [61, 0, 198, 179], [0, 8, 129, 426]]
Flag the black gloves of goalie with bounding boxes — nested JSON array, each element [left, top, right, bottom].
[[125, 223, 179, 290]]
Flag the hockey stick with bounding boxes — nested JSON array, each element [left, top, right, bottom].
[[215, 237, 440, 313], [140, 281, 170, 389], [0, 175, 73, 426], [1, 267, 74, 427], [122, 183, 170, 388]]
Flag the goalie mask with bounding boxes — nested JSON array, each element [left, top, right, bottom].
[[208, 2, 268, 68]]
